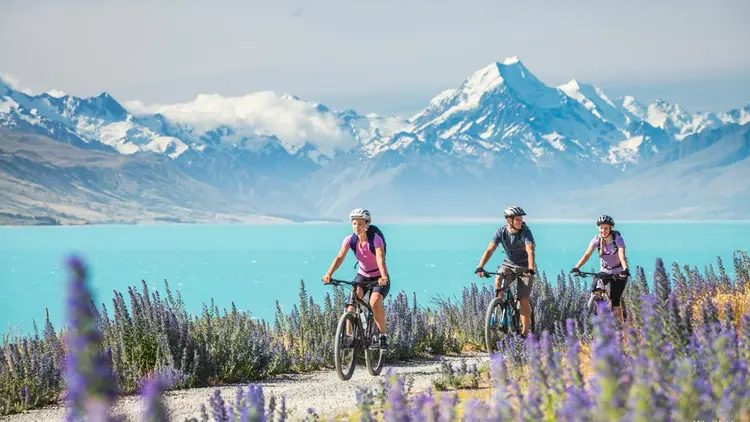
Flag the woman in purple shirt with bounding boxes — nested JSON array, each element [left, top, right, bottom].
[[322, 208, 390, 351], [571, 215, 631, 324]]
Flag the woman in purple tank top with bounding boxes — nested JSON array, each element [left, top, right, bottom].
[[570, 215, 631, 325], [322, 208, 390, 351]]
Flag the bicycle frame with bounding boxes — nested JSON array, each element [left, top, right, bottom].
[[327, 277, 387, 380], [483, 266, 530, 299], [329, 278, 380, 339], [331, 278, 379, 314], [574, 271, 625, 314], [575, 271, 623, 291], [484, 267, 534, 355]]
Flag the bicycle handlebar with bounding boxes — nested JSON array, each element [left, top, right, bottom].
[[477, 266, 530, 278], [325, 278, 381, 288], [574, 271, 626, 279]]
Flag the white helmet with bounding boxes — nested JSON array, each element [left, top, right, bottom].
[[503, 206, 526, 218], [349, 208, 371, 222]]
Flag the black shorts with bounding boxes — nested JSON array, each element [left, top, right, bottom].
[[354, 273, 390, 300], [591, 275, 628, 306]]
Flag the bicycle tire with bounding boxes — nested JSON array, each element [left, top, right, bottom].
[[509, 303, 521, 334], [484, 296, 506, 355], [333, 312, 359, 381], [364, 312, 385, 376]]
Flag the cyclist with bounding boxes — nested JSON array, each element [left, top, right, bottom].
[[475, 205, 536, 337], [570, 214, 631, 324], [322, 208, 390, 351]]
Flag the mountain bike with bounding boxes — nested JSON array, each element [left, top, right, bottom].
[[481, 266, 536, 355], [325, 278, 386, 381], [573, 271, 628, 317]]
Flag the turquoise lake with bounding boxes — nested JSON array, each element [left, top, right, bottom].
[[1, 221, 748, 335]]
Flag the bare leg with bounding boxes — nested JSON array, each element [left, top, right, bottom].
[[370, 292, 386, 334], [519, 297, 531, 335]]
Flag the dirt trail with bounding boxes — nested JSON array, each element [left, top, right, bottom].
[[1, 354, 485, 421]]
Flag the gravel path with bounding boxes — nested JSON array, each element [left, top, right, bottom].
[[1, 354, 485, 422]]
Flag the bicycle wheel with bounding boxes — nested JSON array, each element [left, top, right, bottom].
[[509, 303, 521, 335], [587, 292, 602, 315], [333, 312, 359, 381], [364, 313, 385, 376], [484, 297, 506, 355]]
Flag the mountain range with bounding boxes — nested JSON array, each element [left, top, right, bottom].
[[1, 56, 748, 224]]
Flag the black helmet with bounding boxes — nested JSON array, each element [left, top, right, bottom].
[[504, 206, 526, 218], [596, 214, 615, 227]]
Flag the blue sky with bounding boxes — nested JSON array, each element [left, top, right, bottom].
[[1, 0, 748, 115]]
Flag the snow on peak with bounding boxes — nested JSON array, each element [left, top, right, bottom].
[[614, 96, 723, 140], [559, 79, 581, 92], [46, 89, 67, 98], [430, 88, 459, 107], [558, 79, 628, 126], [494, 59, 561, 109], [460, 62, 504, 104], [502, 56, 521, 65], [645, 100, 692, 133], [621, 95, 638, 108], [619, 95, 647, 120]]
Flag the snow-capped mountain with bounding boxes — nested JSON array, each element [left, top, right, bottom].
[[615, 96, 727, 140], [1, 57, 748, 222], [557, 122, 750, 219]]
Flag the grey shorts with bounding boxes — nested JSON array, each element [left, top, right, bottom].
[[495, 263, 533, 299]]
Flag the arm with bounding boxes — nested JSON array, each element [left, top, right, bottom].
[[615, 235, 628, 275], [525, 242, 536, 271], [477, 242, 498, 269], [573, 245, 595, 269], [375, 246, 389, 283], [324, 243, 349, 280], [617, 246, 628, 272], [523, 228, 536, 272]]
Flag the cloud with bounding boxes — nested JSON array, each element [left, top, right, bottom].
[[123, 91, 357, 155], [0, 72, 34, 95]]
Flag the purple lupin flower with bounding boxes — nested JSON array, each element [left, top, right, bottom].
[[623, 352, 661, 421], [521, 332, 543, 420], [408, 389, 437, 421], [673, 355, 713, 420], [437, 393, 457, 422], [590, 310, 626, 420], [208, 389, 227, 421], [717, 358, 748, 420], [243, 384, 265, 421], [355, 387, 376, 421], [488, 353, 514, 420], [382, 368, 408, 421], [558, 384, 592, 422], [461, 398, 487, 422], [63, 255, 118, 422], [141, 373, 172, 422]]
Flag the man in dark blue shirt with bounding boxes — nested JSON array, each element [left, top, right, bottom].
[[475, 205, 536, 336]]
